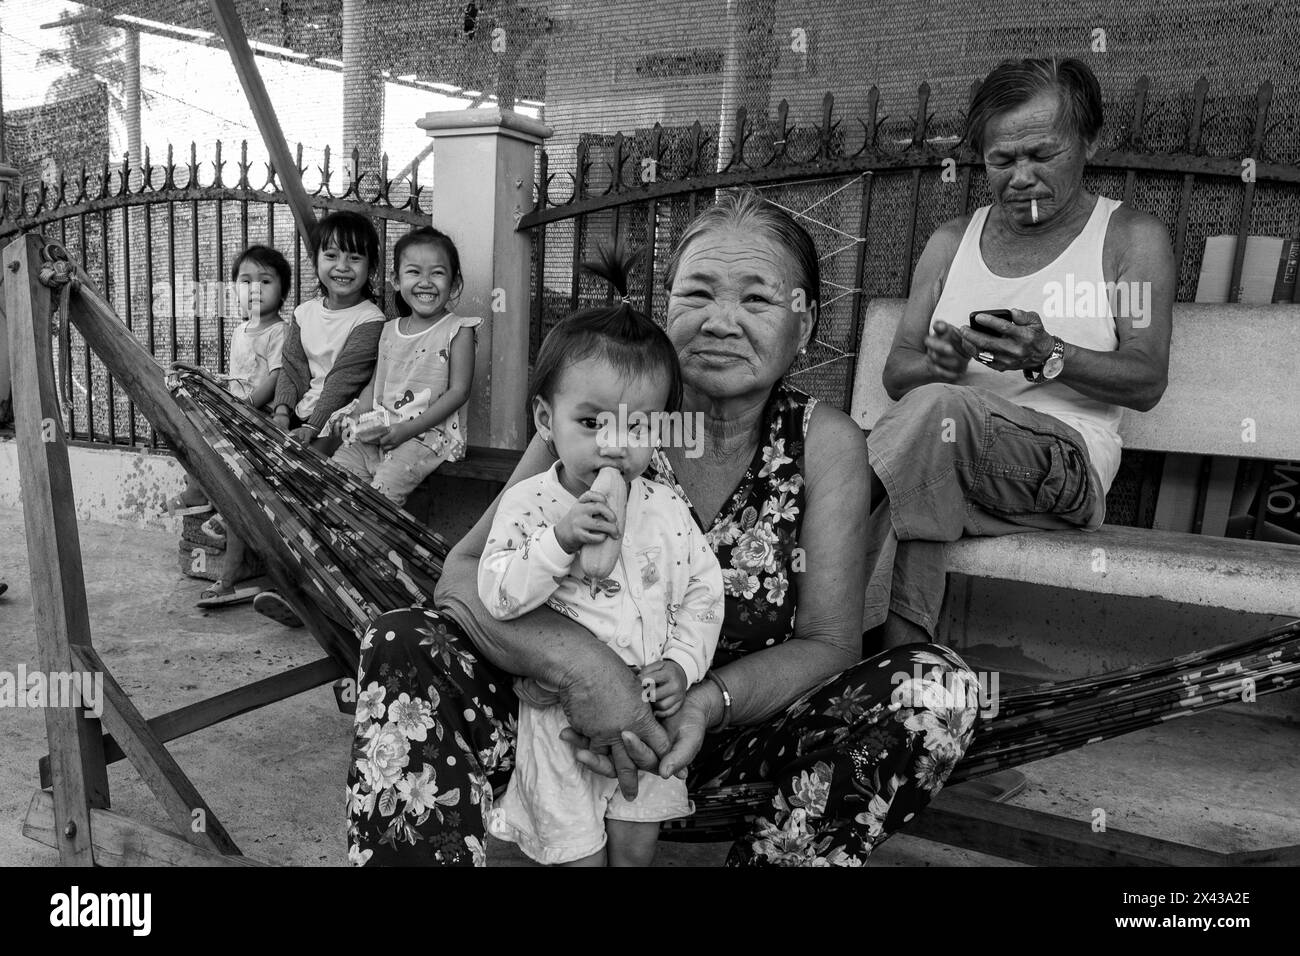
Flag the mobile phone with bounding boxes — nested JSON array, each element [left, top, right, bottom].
[[969, 309, 1013, 336]]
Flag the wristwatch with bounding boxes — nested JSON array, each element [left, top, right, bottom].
[[1024, 336, 1065, 383]]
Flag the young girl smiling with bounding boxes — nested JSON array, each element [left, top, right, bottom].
[[272, 211, 385, 451], [253, 211, 386, 627], [330, 226, 480, 505]]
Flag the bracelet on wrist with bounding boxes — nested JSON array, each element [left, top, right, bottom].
[[703, 671, 733, 731]]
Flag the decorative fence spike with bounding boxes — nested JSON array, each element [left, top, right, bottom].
[[912, 82, 932, 148], [213, 140, 226, 190], [819, 92, 836, 161]]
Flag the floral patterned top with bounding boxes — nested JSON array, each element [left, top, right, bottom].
[[645, 382, 816, 666]]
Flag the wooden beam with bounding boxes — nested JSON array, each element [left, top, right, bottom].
[[72, 645, 242, 857], [23, 790, 265, 867], [208, 0, 316, 239], [3, 233, 109, 865], [39, 657, 345, 788], [913, 790, 1231, 866]]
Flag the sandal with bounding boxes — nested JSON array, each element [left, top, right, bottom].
[[253, 591, 304, 628], [165, 493, 213, 517], [197, 578, 267, 608]]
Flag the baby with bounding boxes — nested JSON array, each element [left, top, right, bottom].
[[478, 249, 723, 867]]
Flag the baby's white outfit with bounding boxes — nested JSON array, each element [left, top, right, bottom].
[[477, 462, 723, 864]]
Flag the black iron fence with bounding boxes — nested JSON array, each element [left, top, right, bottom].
[[520, 77, 1300, 413], [0, 142, 430, 447], [4, 75, 1298, 456]]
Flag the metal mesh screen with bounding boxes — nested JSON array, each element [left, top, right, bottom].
[[6, 2, 1300, 198]]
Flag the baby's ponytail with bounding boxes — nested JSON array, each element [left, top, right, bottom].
[[529, 242, 682, 413], [581, 242, 642, 304]]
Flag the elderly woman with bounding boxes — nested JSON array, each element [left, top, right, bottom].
[[869, 57, 1174, 645], [346, 188, 981, 867]]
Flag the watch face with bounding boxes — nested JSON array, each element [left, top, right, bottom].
[[1043, 352, 1065, 379]]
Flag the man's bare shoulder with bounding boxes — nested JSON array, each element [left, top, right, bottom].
[[1104, 201, 1174, 278], [1108, 202, 1172, 248], [928, 215, 974, 254]]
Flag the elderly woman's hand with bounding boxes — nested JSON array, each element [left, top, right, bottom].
[[657, 689, 714, 779], [557, 661, 674, 801], [564, 680, 715, 788], [957, 308, 1055, 372]]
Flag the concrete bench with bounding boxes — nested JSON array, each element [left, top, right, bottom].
[[403, 445, 523, 529], [843, 298, 1300, 866], [850, 299, 1300, 618]]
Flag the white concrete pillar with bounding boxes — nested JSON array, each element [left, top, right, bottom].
[[417, 108, 552, 451], [716, 0, 777, 171], [342, 0, 384, 179], [0, 162, 18, 425], [123, 28, 141, 169]]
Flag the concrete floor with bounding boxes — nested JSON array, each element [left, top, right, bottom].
[[1, 506, 1296, 866]]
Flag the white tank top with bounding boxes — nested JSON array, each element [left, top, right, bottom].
[[930, 196, 1125, 496]]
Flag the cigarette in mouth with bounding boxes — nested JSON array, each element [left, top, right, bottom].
[[1031, 199, 1039, 223]]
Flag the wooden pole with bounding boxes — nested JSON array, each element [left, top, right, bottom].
[[3, 233, 110, 865], [0, 164, 16, 424], [207, 0, 316, 239]]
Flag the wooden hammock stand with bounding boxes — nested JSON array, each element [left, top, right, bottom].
[[8, 0, 350, 867]]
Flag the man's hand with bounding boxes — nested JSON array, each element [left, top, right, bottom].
[[288, 424, 317, 445], [554, 491, 621, 554], [923, 320, 972, 382], [955, 308, 1055, 372], [639, 660, 687, 717]]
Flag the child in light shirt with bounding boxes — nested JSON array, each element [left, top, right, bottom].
[[167, 245, 290, 608], [479, 249, 723, 867], [330, 226, 479, 505], [271, 210, 385, 451], [254, 211, 386, 628]]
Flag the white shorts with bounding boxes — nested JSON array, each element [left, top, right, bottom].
[[487, 700, 692, 865]]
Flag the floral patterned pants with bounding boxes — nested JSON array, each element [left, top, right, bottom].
[[346, 606, 981, 867]]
